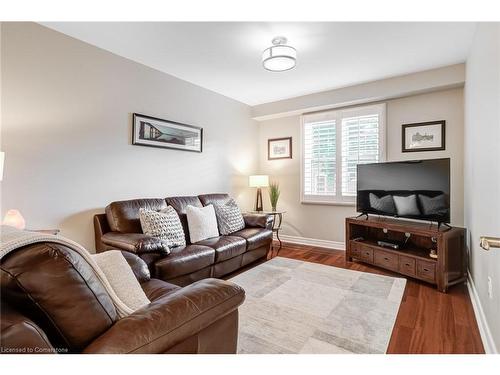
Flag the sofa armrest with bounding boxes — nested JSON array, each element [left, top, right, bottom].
[[82, 278, 245, 354], [120, 251, 151, 283], [243, 213, 274, 230], [101, 232, 169, 254]]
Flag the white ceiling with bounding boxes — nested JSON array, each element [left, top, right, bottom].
[[41, 22, 476, 106]]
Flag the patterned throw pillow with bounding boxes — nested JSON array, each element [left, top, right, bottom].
[[369, 193, 396, 215], [213, 199, 245, 235], [139, 207, 186, 248], [419, 194, 448, 216]]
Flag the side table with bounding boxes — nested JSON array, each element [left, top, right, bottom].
[[247, 210, 286, 256]]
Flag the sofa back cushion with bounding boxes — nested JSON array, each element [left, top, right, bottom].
[[106, 198, 167, 233], [1, 242, 118, 352], [165, 196, 203, 244], [198, 193, 231, 207]]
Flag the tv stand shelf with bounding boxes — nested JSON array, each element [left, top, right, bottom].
[[345, 216, 466, 293]]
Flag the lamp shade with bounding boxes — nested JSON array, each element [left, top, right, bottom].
[[3, 209, 26, 230], [249, 175, 269, 188]]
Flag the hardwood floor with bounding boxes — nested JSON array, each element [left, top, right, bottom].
[[268, 241, 485, 354]]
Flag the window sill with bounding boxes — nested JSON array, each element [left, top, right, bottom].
[[300, 200, 356, 207]]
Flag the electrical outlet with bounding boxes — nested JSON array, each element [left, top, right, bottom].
[[487, 276, 493, 299]]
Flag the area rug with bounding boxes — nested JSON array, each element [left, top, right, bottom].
[[230, 257, 406, 354]]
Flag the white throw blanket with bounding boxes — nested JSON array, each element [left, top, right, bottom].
[[0, 225, 148, 318]]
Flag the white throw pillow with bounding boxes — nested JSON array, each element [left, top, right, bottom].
[[186, 204, 220, 243], [393, 195, 420, 216], [92, 250, 150, 311], [139, 207, 186, 248]]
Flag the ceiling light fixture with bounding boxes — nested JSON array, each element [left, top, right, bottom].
[[262, 36, 296, 72]]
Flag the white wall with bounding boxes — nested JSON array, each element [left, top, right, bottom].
[[258, 88, 464, 244], [464, 23, 500, 353], [252, 64, 465, 121], [1, 22, 259, 250]]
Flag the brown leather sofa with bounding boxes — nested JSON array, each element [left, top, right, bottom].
[[94, 193, 273, 286], [1, 242, 245, 354]]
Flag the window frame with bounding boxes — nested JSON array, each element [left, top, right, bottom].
[[300, 103, 386, 205]]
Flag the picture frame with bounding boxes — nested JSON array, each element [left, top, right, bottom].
[[132, 113, 203, 153], [268, 137, 292, 160], [402, 120, 445, 152]]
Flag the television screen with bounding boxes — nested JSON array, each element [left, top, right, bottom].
[[357, 158, 450, 223]]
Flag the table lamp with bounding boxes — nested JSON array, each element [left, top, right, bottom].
[[249, 175, 269, 212], [3, 209, 26, 230]]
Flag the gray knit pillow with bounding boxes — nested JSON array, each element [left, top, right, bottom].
[[213, 199, 245, 235], [139, 207, 186, 248]]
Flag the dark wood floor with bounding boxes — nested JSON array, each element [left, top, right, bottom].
[[268, 241, 484, 354]]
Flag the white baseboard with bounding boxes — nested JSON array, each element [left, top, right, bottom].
[[467, 272, 498, 354], [273, 233, 345, 250]]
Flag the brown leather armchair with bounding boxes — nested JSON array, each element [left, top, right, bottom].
[[94, 193, 273, 286], [1, 242, 245, 354]]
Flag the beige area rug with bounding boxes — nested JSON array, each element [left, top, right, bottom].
[[230, 257, 406, 354]]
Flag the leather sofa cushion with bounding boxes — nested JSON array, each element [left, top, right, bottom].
[[82, 278, 245, 354], [154, 244, 215, 280], [106, 198, 167, 233], [0, 243, 118, 352], [1, 304, 55, 354], [141, 279, 180, 301], [196, 236, 247, 262], [231, 228, 273, 251], [166, 196, 203, 244], [198, 193, 231, 207]]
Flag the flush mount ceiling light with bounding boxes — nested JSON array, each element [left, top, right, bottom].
[[262, 36, 297, 72]]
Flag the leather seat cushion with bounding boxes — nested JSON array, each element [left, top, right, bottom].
[[141, 279, 180, 301], [231, 228, 273, 251], [196, 236, 246, 263], [154, 245, 215, 280]]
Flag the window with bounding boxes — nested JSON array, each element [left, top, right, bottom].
[[301, 103, 386, 204]]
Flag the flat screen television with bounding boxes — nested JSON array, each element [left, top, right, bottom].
[[357, 158, 450, 223]]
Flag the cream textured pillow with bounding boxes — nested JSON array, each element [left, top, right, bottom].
[[186, 204, 220, 243], [92, 250, 150, 312], [139, 206, 186, 248], [213, 198, 245, 235]]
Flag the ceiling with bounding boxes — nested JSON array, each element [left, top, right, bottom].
[[41, 22, 476, 106]]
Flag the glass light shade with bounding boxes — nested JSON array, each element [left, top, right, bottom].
[[262, 45, 297, 72], [249, 175, 269, 188], [3, 209, 26, 230]]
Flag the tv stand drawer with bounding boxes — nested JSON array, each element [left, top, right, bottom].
[[374, 249, 399, 271], [349, 241, 374, 262], [399, 256, 416, 277], [417, 260, 436, 283]]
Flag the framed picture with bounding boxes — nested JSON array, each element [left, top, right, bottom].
[[132, 113, 203, 153], [402, 120, 445, 152], [268, 137, 292, 160]]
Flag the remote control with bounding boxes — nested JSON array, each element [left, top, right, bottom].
[[377, 240, 399, 249]]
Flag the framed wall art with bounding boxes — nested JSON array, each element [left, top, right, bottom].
[[132, 113, 203, 153], [402, 120, 445, 152], [268, 137, 292, 160]]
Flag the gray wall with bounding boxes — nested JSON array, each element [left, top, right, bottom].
[[464, 23, 500, 353], [1, 22, 259, 250], [258, 88, 464, 244]]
